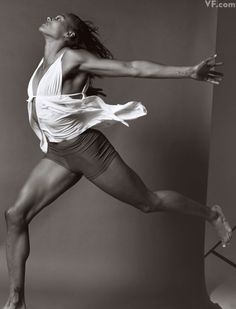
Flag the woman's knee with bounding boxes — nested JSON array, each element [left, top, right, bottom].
[[5, 190, 35, 228], [5, 207, 27, 229], [152, 189, 187, 212], [137, 189, 186, 213], [137, 191, 163, 213], [156, 190, 186, 207]]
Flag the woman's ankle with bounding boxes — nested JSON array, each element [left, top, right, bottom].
[[206, 205, 219, 223], [8, 288, 25, 307]]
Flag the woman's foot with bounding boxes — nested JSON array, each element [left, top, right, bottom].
[[2, 293, 26, 309], [2, 301, 26, 309], [209, 204, 232, 248], [2, 304, 26, 309], [2, 303, 25, 309]]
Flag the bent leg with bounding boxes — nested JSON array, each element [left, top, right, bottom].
[[88, 154, 160, 212], [88, 153, 232, 245], [88, 153, 208, 216], [3, 158, 82, 309]]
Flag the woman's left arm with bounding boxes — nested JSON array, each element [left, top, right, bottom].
[[123, 54, 223, 84], [69, 50, 223, 85]]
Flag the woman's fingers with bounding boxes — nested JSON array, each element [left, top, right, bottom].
[[196, 54, 224, 85], [213, 62, 224, 66], [205, 54, 217, 64], [205, 77, 220, 85], [207, 72, 223, 82], [208, 73, 223, 80], [209, 70, 224, 76], [208, 71, 224, 83], [208, 77, 223, 84], [208, 62, 224, 70]]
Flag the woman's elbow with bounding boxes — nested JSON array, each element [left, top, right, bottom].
[[127, 61, 141, 77]]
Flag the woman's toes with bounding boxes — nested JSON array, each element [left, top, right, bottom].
[[210, 204, 233, 247]]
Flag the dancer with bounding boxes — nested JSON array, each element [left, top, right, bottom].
[[2, 13, 232, 309]]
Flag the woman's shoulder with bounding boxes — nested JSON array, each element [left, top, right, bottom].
[[63, 48, 99, 74], [65, 48, 96, 61]]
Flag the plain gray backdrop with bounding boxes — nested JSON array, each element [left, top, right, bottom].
[[0, 1, 226, 309], [205, 5, 236, 304]]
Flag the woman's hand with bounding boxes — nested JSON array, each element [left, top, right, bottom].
[[190, 54, 224, 85]]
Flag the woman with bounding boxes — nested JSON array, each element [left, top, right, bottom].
[[2, 13, 232, 309]]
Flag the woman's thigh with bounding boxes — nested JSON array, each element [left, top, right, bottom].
[[88, 153, 159, 211], [10, 157, 82, 222]]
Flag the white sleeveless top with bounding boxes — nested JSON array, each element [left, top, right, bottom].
[[26, 49, 147, 153]]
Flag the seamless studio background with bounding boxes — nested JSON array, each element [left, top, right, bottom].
[[0, 1, 235, 309]]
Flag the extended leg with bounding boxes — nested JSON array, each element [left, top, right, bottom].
[[3, 158, 82, 309], [88, 153, 232, 246]]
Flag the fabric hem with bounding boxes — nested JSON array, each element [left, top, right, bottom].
[[42, 156, 83, 178]]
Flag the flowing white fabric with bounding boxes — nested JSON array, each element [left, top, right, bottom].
[[26, 49, 147, 153]]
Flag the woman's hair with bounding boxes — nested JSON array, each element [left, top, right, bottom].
[[65, 13, 113, 96]]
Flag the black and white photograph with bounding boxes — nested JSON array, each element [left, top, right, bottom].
[[0, 1, 235, 308]]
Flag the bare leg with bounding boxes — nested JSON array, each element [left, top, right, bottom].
[[2, 158, 82, 309], [88, 154, 232, 246]]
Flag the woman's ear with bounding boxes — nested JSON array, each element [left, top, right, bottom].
[[64, 31, 76, 39]]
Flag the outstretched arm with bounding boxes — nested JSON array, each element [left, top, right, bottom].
[[68, 49, 223, 85]]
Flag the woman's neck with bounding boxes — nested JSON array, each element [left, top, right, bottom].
[[43, 38, 65, 64]]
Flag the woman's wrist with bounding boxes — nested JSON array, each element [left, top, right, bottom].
[[159, 65, 195, 79], [180, 66, 194, 79]]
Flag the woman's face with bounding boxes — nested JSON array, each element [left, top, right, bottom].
[[39, 14, 73, 40]]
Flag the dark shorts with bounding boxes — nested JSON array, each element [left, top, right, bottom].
[[43, 128, 119, 180]]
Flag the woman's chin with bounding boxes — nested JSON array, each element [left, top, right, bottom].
[[38, 25, 47, 33]]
